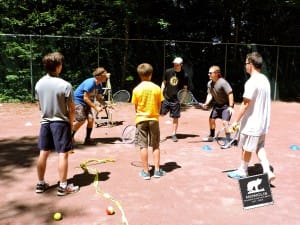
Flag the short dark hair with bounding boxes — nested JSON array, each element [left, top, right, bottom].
[[137, 63, 153, 77], [42, 52, 64, 75], [246, 52, 263, 69]]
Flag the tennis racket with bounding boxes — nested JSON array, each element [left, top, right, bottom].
[[121, 125, 136, 144], [113, 90, 131, 103], [215, 123, 240, 147], [177, 89, 205, 108]]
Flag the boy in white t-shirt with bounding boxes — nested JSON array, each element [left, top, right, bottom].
[[228, 52, 275, 184]]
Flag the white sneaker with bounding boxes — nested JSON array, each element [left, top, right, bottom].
[[267, 171, 276, 183], [202, 136, 214, 142]]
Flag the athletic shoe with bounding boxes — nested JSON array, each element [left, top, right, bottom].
[[57, 183, 80, 196], [202, 136, 214, 142], [140, 170, 150, 180], [35, 182, 49, 193], [153, 169, 166, 178], [227, 169, 247, 179], [171, 135, 178, 142], [84, 138, 97, 145], [267, 171, 276, 183], [221, 141, 232, 149]]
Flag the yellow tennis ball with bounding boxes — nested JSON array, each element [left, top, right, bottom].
[[53, 212, 63, 221]]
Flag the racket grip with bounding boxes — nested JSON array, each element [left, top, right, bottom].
[[233, 124, 240, 131]]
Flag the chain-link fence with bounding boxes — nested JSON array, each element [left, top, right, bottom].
[[0, 34, 299, 102]]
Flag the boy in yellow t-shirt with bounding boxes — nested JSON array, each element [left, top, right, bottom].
[[131, 63, 166, 180]]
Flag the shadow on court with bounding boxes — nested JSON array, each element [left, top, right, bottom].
[[0, 136, 38, 181]]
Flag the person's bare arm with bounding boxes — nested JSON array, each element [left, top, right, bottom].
[[234, 98, 250, 123], [83, 92, 103, 112]]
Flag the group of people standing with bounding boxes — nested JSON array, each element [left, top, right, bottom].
[[34, 51, 275, 196]]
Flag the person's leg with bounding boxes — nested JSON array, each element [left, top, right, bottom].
[[72, 121, 85, 136], [58, 152, 68, 183], [136, 122, 150, 180], [150, 121, 166, 178], [36, 123, 53, 193], [256, 136, 275, 182], [52, 122, 79, 196], [140, 147, 149, 173], [170, 102, 180, 142], [72, 104, 88, 140], [228, 134, 255, 179], [172, 117, 178, 135], [84, 109, 95, 143], [202, 107, 217, 142], [37, 150, 50, 182], [209, 118, 216, 136]]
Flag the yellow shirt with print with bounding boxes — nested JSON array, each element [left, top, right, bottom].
[[132, 81, 164, 124]]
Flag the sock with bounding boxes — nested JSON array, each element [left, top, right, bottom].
[[239, 160, 248, 173], [225, 133, 231, 141], [38, 180, 45, 185], [257, 148, 271, 173], [86, 128, 92, 140], [210, 129, 215, 137], [59, 181, 67, 188]]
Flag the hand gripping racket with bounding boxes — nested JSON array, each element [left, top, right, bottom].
[[177, 89, 205, 108], [215, 123, 240, 147]]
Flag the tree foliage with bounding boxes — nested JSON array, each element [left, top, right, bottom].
[[0, 0, 299, 102]]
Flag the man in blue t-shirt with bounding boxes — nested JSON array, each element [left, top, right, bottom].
[[72, 67, 108, 144]]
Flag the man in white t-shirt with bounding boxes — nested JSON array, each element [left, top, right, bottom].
[[227, 52, 275, 184]]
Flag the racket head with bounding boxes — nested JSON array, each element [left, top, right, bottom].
[[215, 123, 240, 146], [113, 90, 131, 103], [121, 125, 136, 144], [177, 89, 193, 105]]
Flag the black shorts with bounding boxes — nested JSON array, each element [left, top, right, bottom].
[[160, 100, 181, 118], [38, 121, 73, 153], [210, 104, 231, 121]]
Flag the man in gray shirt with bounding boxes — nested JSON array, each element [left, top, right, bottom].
[[202, 65, 235, 149]]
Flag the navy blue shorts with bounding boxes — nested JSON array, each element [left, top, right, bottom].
[[160, 100, 181, 118], [210, 104, 231, 121], [38, 121, 73, 153]]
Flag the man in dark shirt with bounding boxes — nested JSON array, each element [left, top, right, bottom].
[[160, 57, 189, 142]]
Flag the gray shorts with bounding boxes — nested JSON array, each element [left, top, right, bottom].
[[210, 104, 231, 121], [75, 104, 94, 122], [238, 133, 266, 152], [135, 120, 160, 149]]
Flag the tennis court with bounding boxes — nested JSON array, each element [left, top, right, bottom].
[[0, 101, 299, 225]]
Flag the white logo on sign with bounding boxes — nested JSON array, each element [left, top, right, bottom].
[[247, 178, 265, 194]]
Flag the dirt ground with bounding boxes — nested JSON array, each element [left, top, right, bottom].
[[0, 101, 299, 225]]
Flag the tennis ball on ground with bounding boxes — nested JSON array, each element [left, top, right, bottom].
[[106, 206, 115, 215], [53, 212, 63, 221]]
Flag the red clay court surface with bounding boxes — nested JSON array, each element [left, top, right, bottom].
[[0, 101, 299, 225]]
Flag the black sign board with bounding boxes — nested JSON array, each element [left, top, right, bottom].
[[239, 173, 273, 209]]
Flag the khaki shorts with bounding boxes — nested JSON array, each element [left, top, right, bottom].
[[75, 104, 94, 122], [238, 133, 266, 152], [135, 120, 160, 149]]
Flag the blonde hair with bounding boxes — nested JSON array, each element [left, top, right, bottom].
[[137, 63, 153, 77]]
